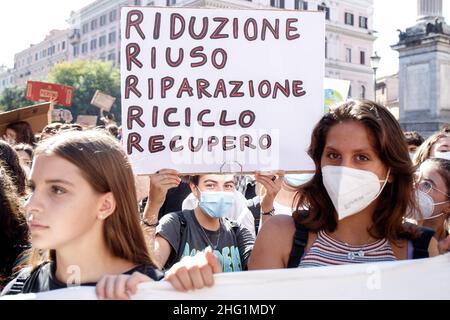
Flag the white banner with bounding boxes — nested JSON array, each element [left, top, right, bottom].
[[120, 7, 325, 174], [4, 253, 449, 300]]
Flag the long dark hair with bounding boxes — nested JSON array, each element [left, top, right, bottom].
[[0, 167, 29, 274], [293, 100, 416, 242], [0, 141, 27, 196]]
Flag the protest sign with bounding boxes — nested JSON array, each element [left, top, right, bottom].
[[324, 77, 350, 112], [76, 115, 98, 128], [26, 81, 74, 107], [90, 90, 116, 112], [4, 253, 449, 300], [121, 7, 325, 174], [0, 102, 52, 137]]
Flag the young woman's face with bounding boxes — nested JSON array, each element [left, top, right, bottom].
[[16, 150, 32, 169], [4, 128, 17, 144], [321, 121, 389, 180], [25, 155, 105, 250], [431, 137, 450, 155], [416, 161, 450, 217]]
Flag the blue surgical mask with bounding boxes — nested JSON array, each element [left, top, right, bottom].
[[284, 174, 314, 187], [198, 190, 234, 219]]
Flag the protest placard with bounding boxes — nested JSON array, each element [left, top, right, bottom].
[[324, 77, 350, 112], [121, 7, 325, 174], [0, 102, 52, 137], [76, 115, 98, 128], [90, 90, 116, 112], [26, 81, 74, 107]]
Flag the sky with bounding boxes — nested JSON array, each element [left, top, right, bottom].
[[0, 0, 449, 77]]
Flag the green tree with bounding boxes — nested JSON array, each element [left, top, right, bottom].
[[47, 60, 121, 124], [0, 86, 30, 111]]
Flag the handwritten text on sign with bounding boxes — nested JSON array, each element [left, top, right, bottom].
[[121, 8, 325, 174]]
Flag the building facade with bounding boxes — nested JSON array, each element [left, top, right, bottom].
[[67, 0, 152, 67], [67, 0, 375, 99], [1, 0, 375, 99], [0, 66, 15, 94], [376, 73, 399, 119], [13, 29, 70, 88]]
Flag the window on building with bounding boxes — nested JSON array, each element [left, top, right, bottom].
[[100, 15, 107, 26], [108, 52, 116, 61], [345, 12, 354, 26], [99, 35, 106, 48], [82, 23, 89, 34], [360, 51, 366, 65], [90, 39, 97, 50], [318, 3, 330, 20], [325, 37, 328, 59], [360, 85, 366, 99], [91, 19, 98, 31], [348, 85, 352, 98], [295, 0, 308, 10], [135, 0, 142, 4], [73, 45, 80, 57], [270, 0, 285, 8], [82, 42, 88, 54], [110, 10, 117, 22], [58, 44, 61, 51], [62, 41, 66, 50], [147, 1, 155, 5], [109, 31, 116, 44], [345, 48, 352, 63], [166, 0, 176, 5], [35, 53, 38, 61], [359, 16, 368, 29]]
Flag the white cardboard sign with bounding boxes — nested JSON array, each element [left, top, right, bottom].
[[121, 7, 325, 174]]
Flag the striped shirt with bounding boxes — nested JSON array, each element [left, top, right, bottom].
[[299, 230, 397, 268]]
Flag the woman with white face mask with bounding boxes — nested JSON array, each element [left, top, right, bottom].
[[414, 159, 450, 252], [247, 100, 440, 270], [413, 131, 450, 166]]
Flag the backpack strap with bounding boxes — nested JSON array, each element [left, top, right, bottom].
[[411, 226, 435, 259], [287, 215, 309, 268], [163, 210, 189, 270]]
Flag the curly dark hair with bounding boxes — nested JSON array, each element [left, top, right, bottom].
[[0, 141, 27, 196], [0, 167, 29, 281]]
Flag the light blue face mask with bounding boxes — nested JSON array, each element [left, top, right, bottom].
[[198, 190, 234, 219], [284, 174, 314, 187]]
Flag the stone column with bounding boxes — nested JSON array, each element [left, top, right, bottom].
[[417, 0, 443, 21]]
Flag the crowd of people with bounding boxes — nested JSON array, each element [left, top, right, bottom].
[[0, 99, 449, 299]]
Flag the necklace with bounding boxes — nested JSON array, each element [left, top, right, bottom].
[[199, 220, 221, 250]]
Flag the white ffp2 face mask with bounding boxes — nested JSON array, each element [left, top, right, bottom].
[[414, 190, 449, 221], [434, 151, 450, 161], [322, 166, 390, 220]]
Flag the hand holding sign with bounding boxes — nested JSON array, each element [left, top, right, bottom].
[[143, 169, 181, 221], [255, 171, 285, 214]]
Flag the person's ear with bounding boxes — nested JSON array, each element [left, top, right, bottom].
[[387, 169, 394, 183], [97, 192, 116, 221], [190, 183, 200, 199]]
